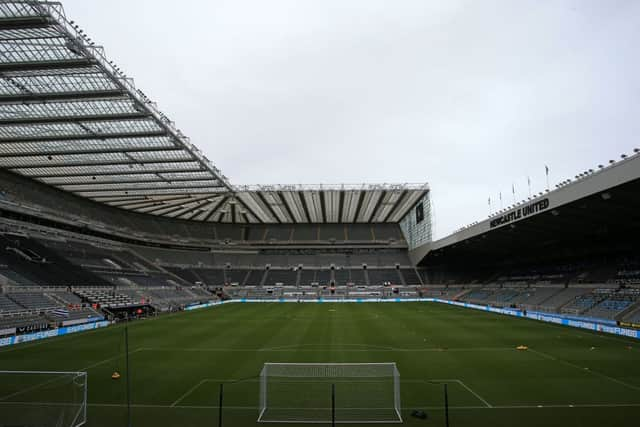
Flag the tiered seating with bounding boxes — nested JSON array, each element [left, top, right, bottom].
[[265, 227, 292, 241], [489, 289, 521, 304], [350, 269, 367, 286], [536, 288, 592, 312], [299, 269, 318, 286], [7, 292, 59, 310], [226, 270, 248, 285], [333, 269, 350, 285], [0, 266, 35, 285], [319, 225, 345, 241], [585, 290, 639, 319], [291, 225, 318, 241], [372, 224, 403, 241], [561, 292, 604, 314], [132, 246, 216, 266], [461, 289, 493, 302], [316, 270, 331, 286], [346, 225, 373, 241], [194, 269, 226, 286], [510, 287, 563, 307], [0, 234, 109, 286], [0, 294, 24, 313], [367, 269, 399, 286], [264, 269, 297, 286], [48, 291, 83, 305], [244, 270, 265, 285], [400, 269, 421, 285], [75, 289, 137, 308]]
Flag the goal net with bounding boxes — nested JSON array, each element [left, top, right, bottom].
[[0, 370, 87, 427], [257, 363, 402, 424]]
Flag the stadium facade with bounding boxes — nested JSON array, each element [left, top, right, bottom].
[[1, 0, 640, 343]]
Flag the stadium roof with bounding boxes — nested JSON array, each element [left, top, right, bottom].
[[0, 1, 428, 224], [409, 151, 640, 264]]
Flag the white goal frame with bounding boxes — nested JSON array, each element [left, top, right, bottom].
[[257, 362, 402, 424], [0, 370, 88, 427]]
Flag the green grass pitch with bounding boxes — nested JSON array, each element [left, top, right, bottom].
[[1, 302, 639, 427]]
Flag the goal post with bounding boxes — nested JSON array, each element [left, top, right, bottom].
[[0, 370, 87, 427], [257, 363, 402, 424]]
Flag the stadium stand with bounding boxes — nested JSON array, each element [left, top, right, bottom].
[[0, 0, 639, 342]]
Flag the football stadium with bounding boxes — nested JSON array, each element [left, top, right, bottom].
[[1, 1, 639, 426]]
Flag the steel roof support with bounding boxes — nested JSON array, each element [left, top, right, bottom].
[[0, 111, 151, 125]]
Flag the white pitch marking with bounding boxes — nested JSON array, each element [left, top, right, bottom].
[[0, 348, 145, 402], [2, 401, 640, 411], [428, 379, 492, 408], [170, 378, 210, 407], [529, 348, 640, 392]]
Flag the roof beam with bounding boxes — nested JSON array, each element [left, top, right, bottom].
[[8, 157, 194, 169], [0, 16, 50, 30], [368, 191, 387, 223], [234, 195, 265, 224], [257, 192, 282, 224], [104, 195, 195, 207], [172, 198, 220, 219], [298, 191, 311, 223], [0, 145, 181, 157], [0, 58, 97, 73], [352, 191, 365, 223], [83, 189, 224, 198], [0, 89, 127, 104], [203, 196, 229, 222], [64, 183, 223, 193], [0, 130, 167, 144], [44, 175, 215, 187], [382, 190, 408, 223], [27, 166, 206, 178], [146, 195, 215, 216], [318, 190, 328, 223], [278, 192, 297, 224], [0, 111, 151, 125]]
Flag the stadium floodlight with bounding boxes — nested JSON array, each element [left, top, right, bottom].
[[257, 363, 402, 424], [0, 370, 87, 427]]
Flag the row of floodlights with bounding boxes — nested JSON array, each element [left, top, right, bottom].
[[556, 150, 639, 188], [460, 149, 640, 230]]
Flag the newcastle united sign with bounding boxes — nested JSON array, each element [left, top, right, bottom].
[[490, 198, 550, 228]]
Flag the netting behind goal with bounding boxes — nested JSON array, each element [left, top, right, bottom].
[[0, 370, 87, 427], [258, 363, 401, 424]]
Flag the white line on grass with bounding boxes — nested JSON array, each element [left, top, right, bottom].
[[141, 346, 518, 353], [529, 348, 640, 392], [0, 348, 145, 402], [429, 379, 493, 408], [171, 378, 210, 407], [2, 401, 640, 411]]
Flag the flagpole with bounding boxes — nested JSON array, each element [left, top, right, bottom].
[[545, 165, 550, 191]]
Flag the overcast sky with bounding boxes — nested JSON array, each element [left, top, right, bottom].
[[62, 0, 640, 238]]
